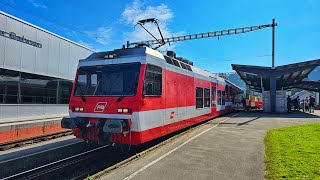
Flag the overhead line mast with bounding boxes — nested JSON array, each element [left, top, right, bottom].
[[126, 19, 277, 50]]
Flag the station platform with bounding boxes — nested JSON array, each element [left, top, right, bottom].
[[0, 117, 67, 144], [100, 111, 320, 180]]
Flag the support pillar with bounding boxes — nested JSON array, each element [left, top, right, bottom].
[[269, 77, 276, 112], [272, 18, 275, 68], [316, 92, 319, 109]]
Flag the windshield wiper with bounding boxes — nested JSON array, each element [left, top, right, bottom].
[[76, 82, 86, 102], [117, 95, 124, 102]]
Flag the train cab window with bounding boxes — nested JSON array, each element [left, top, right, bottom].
[[172, 59, 181, 67], [217, 90, 222, 105], [143, 64, 162, 96], [204, 88, 210, 108], [211, 86, 216, 106], [196, 87, 203, 108]]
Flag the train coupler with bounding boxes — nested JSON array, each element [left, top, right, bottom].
[[61, 117, 88, 129], [102, 119, 130, 133]]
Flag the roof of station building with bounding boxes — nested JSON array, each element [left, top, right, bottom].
[[232, 59, 320, 92]]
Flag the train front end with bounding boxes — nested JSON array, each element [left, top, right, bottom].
[[61, 47, 150, 146]]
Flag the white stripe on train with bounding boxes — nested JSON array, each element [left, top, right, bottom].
[[70, 104, 230, 132]]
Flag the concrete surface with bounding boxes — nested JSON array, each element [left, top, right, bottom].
[[0, 117, 66, 144], [101, 111, 320, 180]]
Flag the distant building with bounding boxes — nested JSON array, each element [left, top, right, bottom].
[[0, 11, 94, 122]]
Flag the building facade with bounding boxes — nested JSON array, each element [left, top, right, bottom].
[[0, 11, 94, 123]]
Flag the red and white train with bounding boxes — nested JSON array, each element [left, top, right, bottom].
[[61, 47, 244, 146]]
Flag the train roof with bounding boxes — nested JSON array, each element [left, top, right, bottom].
[[82, 46, 229, 84], [225, 79, 244, 92]]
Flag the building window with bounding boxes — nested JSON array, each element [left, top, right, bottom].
[[204, 88, 210, 108], [20, 72, 58, 104], [0, 69, 20, 104], [143, 64, 162, 96], [212, 86, 216, 106], [196, 87, 203, 108], [0, 68, 72, 104], [217, 90, 222, 105], [58, 80, 73, 104]]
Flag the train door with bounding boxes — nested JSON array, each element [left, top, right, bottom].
[[211, 82, 217, 116], [164, 69, 177, 128], [216, 83, 225, 115]]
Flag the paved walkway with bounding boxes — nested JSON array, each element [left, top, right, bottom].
[[103, 111, 320, 180]]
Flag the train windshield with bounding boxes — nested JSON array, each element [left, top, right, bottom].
[[74, 63, 141, 96]]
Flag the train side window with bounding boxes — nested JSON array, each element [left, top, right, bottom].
[[217, 90, 222, 105], [196, 87, 203, 108], [172, 59, 181, 67], [230, 87, 233, 102], [211, 86, 216, 106], [204, 88, 210, 108], [222, 91, 225, 105], [225, 85, 229, 101], [143, 64, 162, 96]]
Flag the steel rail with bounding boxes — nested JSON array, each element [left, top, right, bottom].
[[2, 144, 110, 180]]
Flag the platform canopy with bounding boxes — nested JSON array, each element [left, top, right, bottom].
[[232, 59, 320, 92]]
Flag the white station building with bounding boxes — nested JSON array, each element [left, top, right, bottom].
[[0, 11, 94, 123]]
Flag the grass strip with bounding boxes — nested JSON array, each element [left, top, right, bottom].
[[265, 123, 320, 179]]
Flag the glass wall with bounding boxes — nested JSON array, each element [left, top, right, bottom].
[[0, 68, 72, 104]]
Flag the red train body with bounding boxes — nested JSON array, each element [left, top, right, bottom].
[[61, 47, 243, 146], [248, 94, 263, 110]]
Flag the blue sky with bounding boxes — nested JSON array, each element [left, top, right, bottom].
[[1, 0, 320, 73]]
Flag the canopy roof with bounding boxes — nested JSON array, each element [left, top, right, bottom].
[[232, 59, 320, 92]]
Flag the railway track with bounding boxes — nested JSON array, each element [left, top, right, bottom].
[[0, 130, 73, 151], [2, 144, 111, 180], [1, 113, 235, 180]]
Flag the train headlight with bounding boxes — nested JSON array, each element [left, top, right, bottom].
[[117, 108, 131, 113], [72, 107, 84, 112]]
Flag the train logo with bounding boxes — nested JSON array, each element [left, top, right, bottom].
[[94, 102, 107, 112], [170, 112, 175, 119]]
